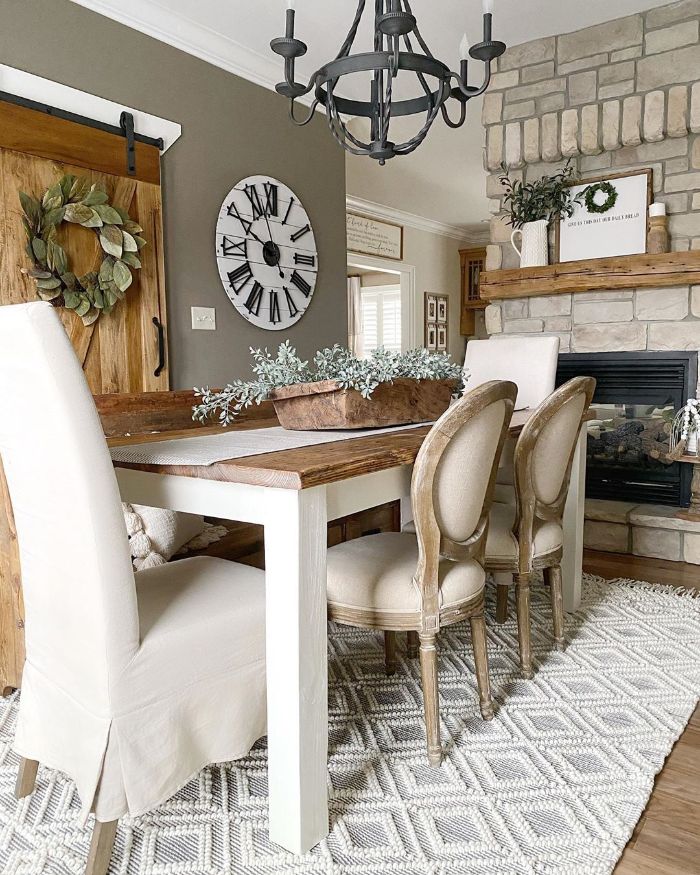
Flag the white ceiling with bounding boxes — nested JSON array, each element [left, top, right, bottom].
[[71, 0, 665, 233]]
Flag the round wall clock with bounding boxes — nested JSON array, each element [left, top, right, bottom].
[[215, 175, 318, 330]]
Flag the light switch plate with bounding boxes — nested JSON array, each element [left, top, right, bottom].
[[191, 306, 216, 330]]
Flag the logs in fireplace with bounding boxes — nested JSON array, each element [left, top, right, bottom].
[[556, 351, 698, 507]]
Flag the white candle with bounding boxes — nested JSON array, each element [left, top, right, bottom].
[[649, 202, 666, 217], [483, 0, 494, 13], [459, 33, 470, 61]]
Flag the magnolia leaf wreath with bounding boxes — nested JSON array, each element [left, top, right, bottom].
[[583, 181, 618, 215], [19, 174, 146, 326]]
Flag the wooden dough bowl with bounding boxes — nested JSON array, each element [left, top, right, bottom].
[[269, 378, 456, 430]]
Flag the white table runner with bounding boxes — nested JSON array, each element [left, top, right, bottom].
[[110, 422, 431, 467]]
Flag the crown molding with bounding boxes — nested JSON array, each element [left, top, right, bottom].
[[346, 196, 487, 243], [68, 0, 314, 105]]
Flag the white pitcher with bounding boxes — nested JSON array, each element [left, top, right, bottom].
[[511, 219, 549, 268]]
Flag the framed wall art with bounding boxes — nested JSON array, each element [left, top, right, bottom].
[[425, 293, 448, 352], [556, 169, 653, 263]]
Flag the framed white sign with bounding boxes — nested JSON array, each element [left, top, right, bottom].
[[347, 213, 403, 260], [556, 170, 652, 263]]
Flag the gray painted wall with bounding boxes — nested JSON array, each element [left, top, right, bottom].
[[0, 0, 347, 387]]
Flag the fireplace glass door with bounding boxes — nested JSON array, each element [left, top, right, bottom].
[[557, 351, 698, 507]]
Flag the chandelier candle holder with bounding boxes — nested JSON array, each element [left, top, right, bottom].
[[270, 0, 506, 163]]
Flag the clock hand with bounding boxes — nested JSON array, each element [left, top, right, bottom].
[[262, 211, 285, 278]]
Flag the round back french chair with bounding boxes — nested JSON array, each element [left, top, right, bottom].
[[485, 376, 596, 678], [326, 380, 517, 764]]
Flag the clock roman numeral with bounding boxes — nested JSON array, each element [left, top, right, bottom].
[[282, 196, 295, 226], [294, 252, 315, 267], [228, 202, 253, 236], [264, 182, 278, 217], [221, 236, 247, 258], [290, 223, 311, 243], [284, 287, 299, 318], [290, 270, 311, 298], [227, 261, 253, 295], [244, 183, 279, 220], [269, 290, 281, 325], [244, 281, 264, 316], [244, 185, 265, 220]]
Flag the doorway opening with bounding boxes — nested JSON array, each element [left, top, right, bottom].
[[347, 253, 417, 357]]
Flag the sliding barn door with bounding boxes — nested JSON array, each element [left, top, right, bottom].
[[0, 99, 168, 392]]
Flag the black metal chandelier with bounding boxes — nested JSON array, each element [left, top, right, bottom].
[[270, 0, 506, 164]]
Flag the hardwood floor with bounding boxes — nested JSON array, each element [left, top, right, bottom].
[[582, 550, 700, 875]]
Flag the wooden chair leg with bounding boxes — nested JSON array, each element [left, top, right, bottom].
[[86, 819, 118, 875], [384, 630, 398, 676], [495, 585, 509, 624], [545, 564, 565, 651], [469, 613, 494, 721], [493, 573, 512, 623], [515, 574, 534, 679], [406, 630, 419, 658], [15, 757, 38, 799], [419, 632, 442, 766]]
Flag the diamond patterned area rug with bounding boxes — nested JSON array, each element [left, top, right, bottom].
[[1, 575, 699, 875]]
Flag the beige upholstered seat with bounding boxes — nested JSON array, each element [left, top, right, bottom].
[[327, 532, 485, 615], [0, 303, 267, 875], [485, 504, 562, 563], [484, 376, 596, 679], [327, 380, 517, 765]]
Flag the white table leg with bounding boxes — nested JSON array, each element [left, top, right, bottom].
[[264, 485, 329, 854], [562, 424, 587, 613]]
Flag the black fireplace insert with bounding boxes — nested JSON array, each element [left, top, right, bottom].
[[556, 351, 698, 507]]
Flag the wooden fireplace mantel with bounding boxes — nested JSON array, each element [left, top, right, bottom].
[[480, 251, 700, 301]]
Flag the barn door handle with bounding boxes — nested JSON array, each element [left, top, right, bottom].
[[152, 316, 165, 377]]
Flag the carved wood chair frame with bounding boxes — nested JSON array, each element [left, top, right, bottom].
[[486, 376, 596, 678], [328, 380, 517, 764]]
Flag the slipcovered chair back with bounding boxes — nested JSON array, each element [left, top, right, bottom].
[[0, 303, 139, 710], [464, 336, 560, 410], [411, 381, 516, 615], [513, 376, 596, 569]]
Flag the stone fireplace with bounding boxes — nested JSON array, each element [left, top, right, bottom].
[[480, 1, 700, 563]]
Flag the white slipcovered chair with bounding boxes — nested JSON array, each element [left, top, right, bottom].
[[483, 376, 596, 679], [0, 303, 267, 875], [465, 336, 561, 505], [326, 381, 517, 765]]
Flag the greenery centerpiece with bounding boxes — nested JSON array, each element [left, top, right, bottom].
[[19, 174, 146, 325], [193, 342, 464, 429], [499, 158, 581, 229]]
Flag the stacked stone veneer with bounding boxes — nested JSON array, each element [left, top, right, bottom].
[[482, 0, 700, 365], [585, 499, 700, 564]]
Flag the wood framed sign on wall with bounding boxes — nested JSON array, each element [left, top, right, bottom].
[[347, 212, 403, 260], [556, 169, 653, 263]]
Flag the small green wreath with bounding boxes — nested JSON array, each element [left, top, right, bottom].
[[583, 181, 618, 215], [19, 174, 146, 326]]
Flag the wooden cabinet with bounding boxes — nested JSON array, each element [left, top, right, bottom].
[[459, 247, 487, 336]]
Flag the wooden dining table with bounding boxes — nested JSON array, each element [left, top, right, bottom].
[[109, 408, 587, 855]]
